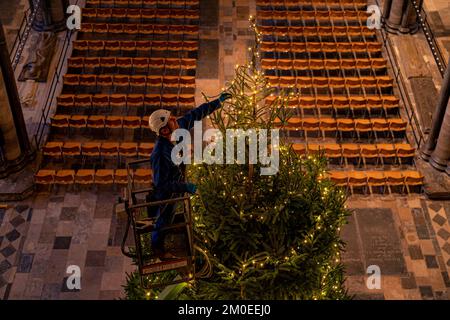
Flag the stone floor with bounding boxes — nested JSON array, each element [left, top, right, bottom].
[[1, 0, 450, 300], [423, 0, 450, 64], [1, 191, 449, 300], [343, 196, 450, 299], [0, 189, 136, 300]]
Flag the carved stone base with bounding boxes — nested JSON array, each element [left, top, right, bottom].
[[18, 31, 56, 82], [416, 158, 450, 200]]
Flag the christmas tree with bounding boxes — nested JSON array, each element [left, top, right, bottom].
[[124, 18, 350, 300]]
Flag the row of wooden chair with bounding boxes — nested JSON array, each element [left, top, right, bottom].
[[266, 76, 393, 89], [262, 58, 387, 71], [257, 9, 370, 21], [293, 143, 415, 166], [260, 41, 382, 53], [80, 23, 199, 35], [63, 74, 196, 89], [43, 141, 154, 159], [276, 117, 407, 135], [73, 40, 198, 54], [50, 115, 149, 130], [83, 8, 199, 20], [267, 95, 399, 108], [256, 0, 367, 7], [68, 57, 197, 71], [35, 169, 152, 186], [57, 93, 195, 108], [328, 170, 424, 194], [259, 26, 375, 37], [86, 0, 199, 7]]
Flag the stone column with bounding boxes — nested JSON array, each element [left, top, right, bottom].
[[385, 0, 420, 34], [0, 23, 34, 177], [429, 100, 450, 172], [382, 0, 393, 22], [399, 0, 419, 34], [421, 57, 450, 160], [29, 0, 69, 33]]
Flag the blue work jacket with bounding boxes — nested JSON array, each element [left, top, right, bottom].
[[150, 98, 222, 200]]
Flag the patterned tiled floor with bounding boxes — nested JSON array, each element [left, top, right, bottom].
[[1, 191, 449, 300], [0, 190, 135, 300], [343, 196, 450, 299]]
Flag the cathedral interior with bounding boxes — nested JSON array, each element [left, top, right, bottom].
[[0, 0, 450, 300]]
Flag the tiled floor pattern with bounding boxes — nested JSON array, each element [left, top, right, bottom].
[[1, 191, 449, 300], [0, 190, 135, 300], [343, 197, 450, 299]]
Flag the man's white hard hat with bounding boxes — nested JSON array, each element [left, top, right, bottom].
[[148, 109, 171, 134]]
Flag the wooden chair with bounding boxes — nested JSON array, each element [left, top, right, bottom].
[[292, 144, 306, 156], [92, 94, 110, 109], [355, 119, 372, 140], [106, 116, 123, 131], [81, 142, 101, 159], [51, 114, 70, 129], [323, 143, 342, 164], [62, 142, 82, 158], [57, 95, 75, 108], [74, 95, 92, 109], [127, 94, 145, 109], [110, 94, 127, 108], [115, 169, 129, 186], [403, 170, 424, 193], [337, 119, 355, 140], [396, 143, 415, 165], [389, 119, 407, 138], [348, 172, 367, 194], [329, 171, 348, 189], [320, 118, 337, 138], [360, 145, 379, 167], [43, 142, 63, 159], [79, 75, 97, 87], [55, 170, 75, 186], [75, 170, 95, 186], [307, 143, 321, 156], [134, 169, 152, 185], [119, 142, 138, 159], [95, 170, 115, 186], [371, 119, 389, 140], [138, 143, 154, 158], [367, 171, 386, 194], [69, 116, 88, 132], [341, 143, 360, 167], [123, 116, 142, 130], [35, 170, 55, 186], [384, 171, 405, 193], [101, 142, 120, 160], [377, 144, 397, 166]]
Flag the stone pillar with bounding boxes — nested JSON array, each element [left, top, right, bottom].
[[421, 57, 450, 160], [399, 0, 419, 34], [29, 0, 69, 33], [0, 23, 34, 177], [429, 100, 450, 172], [385, 0, 420, 34], [382, 0, 393, 22]]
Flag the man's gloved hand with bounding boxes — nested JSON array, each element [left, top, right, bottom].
[[186, 183, 198, 194], [219, 92, 232, 102]]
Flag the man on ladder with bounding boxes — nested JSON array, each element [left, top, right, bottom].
[[147, 92, 232, 260]]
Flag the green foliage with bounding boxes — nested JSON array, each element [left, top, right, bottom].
[[187, 149, 350, 299], [124, 19, 350, 300], [184, 19, 350, 300]]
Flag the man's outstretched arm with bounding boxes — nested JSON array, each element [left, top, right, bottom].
[[177, 92, 231, 130]]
